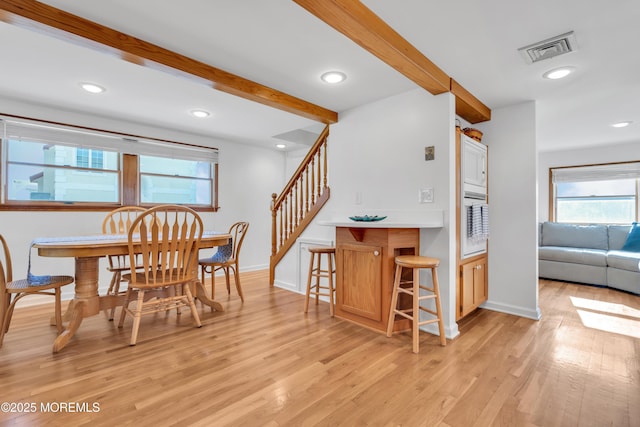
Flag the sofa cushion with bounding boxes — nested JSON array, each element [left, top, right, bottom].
[[606, 250, 640, 272], [541, 222, 609, 250], [538, 246, 608, 266], [608, 225, 632, 250], [621, 222, 640, 252]]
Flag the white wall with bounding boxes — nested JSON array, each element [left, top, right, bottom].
[[0, 97, 285, 304], [538, 140, 640, 222], [276, 89, 459, 337], [477, 101, 541, 320]]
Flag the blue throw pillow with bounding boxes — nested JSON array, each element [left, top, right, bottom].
[[210, 239, 233, 262], [621, 223, 640, 252]]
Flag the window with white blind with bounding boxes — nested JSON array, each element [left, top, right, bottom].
[[0, 116, 218, 210], [551, 162, 640, 224]]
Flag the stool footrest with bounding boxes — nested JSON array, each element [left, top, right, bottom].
[[392, 310, 414, 321], [418, 318, 441, 327]]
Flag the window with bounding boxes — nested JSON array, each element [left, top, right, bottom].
[[140, 155, 213, 205], [1, 116, 218, 210], [551, 162, 640, 224]]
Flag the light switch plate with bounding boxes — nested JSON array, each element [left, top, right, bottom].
[[419, 188, 434, 203]]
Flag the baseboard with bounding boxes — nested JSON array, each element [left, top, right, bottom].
[[274, 279, 301, 293], [481, 300, 542, 320], [421, 322, 460, 340]]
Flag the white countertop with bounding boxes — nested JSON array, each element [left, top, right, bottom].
[[317, 210, 443, 228], [318, 220, 442, 228]]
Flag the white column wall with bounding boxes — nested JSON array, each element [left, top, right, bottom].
[[478, 101, 541, 319]]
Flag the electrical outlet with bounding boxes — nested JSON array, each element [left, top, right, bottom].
[[419, 188, 434, 203], [355, 191, 363, 205]]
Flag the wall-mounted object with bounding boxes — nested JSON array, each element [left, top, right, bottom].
[[425, 146, 435, 161]]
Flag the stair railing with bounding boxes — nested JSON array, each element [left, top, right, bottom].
[[270, 125, 330, 285]]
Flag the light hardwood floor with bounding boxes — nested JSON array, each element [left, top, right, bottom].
[[0, 271, 638, 426]]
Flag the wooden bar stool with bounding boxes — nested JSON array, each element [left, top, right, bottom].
[[386, 255, 446, 353], [304, 246, 336, 317]]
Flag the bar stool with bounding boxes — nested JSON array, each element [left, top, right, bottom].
[[386, 255, 446, 353], [304, 246, 336, 317]]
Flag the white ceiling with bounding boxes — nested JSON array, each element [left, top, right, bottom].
[[1, 0, 639, 152]]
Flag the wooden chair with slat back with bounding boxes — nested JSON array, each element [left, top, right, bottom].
[[117, 205, 203, 345], [0, 234, 74, 348], [199, 221, 249, 302], [101, 206, 147, 320]]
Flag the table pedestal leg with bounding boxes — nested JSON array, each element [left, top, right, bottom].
[[195, 281, 224, 312], [50, 299, 76, 327], [51, 256, 100, 352], [52, 301, 85, 353]]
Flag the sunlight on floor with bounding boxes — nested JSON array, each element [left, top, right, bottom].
[[570, 296, 640, 339]]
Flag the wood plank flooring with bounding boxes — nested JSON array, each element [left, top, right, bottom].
[[0, 272, 638, 426]]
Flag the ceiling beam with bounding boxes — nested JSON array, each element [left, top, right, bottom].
[[450, 79, 491, 123], [293, 0, 491, 124], [0, 0, 338, 124], [293, 0, 450, 95]]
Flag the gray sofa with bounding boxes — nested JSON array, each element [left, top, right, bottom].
[[538, 222, 640, 295]]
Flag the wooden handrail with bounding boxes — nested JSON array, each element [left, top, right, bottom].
[[272, 125, 330, 211], [270, 125, 330, 285]]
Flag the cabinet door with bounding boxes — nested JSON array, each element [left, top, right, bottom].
[[462, 137, 487, 188], [338, 243, 382, 321], [460, 262, 476, 318], [459, 256, 488, 318], [473, 258, 488, 304]]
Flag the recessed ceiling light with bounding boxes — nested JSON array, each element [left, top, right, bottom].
[[320, 71, 347, 84], [190, 109, 210, 118], [80, 82, 105, 93], [612, 121, 632, 128], [275, 143, 287, 149], [542, 66, 575, 80]]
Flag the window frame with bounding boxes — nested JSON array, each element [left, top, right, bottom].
[[0, 114, 219, 212], [549, 161, 640, 224]]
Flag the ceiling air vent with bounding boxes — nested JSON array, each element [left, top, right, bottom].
[[518, 31, 577, 64]]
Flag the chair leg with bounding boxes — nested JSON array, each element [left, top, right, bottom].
[[224, 267, 231, 295], [432, 267, 446, 346], [211, 267, 217, 300], [184, 286, 201, 328], [107, 271, 121, 321], [314, 254, 322, 306], [54, 288, 63, 334], [0, 295, 13, 347], [118, 288, 133, 328], [129, 290, 145, 346], [328, 253, 335, 317], [304, 252, 315, 313], [386, 264, 403, 337], [412, 266, 420, 354], [232, 264, 244, 302]]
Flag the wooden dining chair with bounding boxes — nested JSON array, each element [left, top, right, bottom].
[[118, 205, 203, 345], [199, 221, 249, 302], [102, 206, 147, 320], [0, 234, 74, 347]]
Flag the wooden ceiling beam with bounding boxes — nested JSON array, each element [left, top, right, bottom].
[[293, 0, 491, 124], [293, 0, 450, 95], [0, 0, 338, 124], [450, 79, 491, 123]]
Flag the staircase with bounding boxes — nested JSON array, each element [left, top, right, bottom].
[[270, 125, 330, 286]]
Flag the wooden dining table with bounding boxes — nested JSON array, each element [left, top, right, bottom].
[[32, 231, 231, 352]]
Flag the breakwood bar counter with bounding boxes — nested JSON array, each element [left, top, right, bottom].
[[319, 213, 443, 333]]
